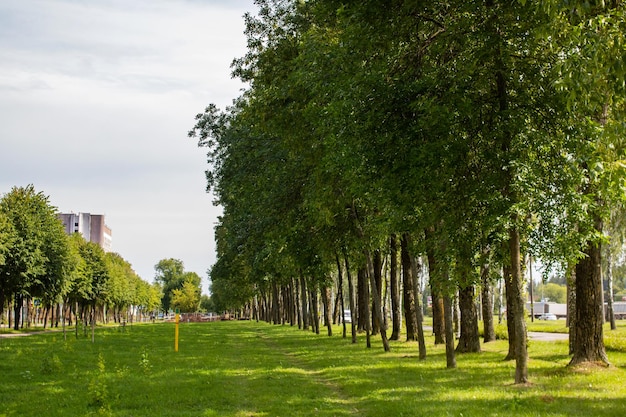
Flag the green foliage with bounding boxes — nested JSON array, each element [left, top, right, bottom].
[[0, 211, 15, 268], [0, 185, 70, 301], [154, 259, 202, 313], [199, 294, 214, 312], [39, 353, 62, 375], [535, 282, 568, 303], [139, 346, 151, 374], [171, 279, 201, 313], [88, 353, 110, 414]]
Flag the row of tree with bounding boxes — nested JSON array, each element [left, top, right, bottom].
[[189, 0, 626, 384], [0, 185, 165, 337]]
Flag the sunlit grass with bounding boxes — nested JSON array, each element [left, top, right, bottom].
[[0, 320, 625, 416]]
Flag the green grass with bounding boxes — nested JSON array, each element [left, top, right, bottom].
[[1, 321, 626, 416]]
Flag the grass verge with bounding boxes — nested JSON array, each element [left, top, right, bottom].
[[1, 320, 625, 416]]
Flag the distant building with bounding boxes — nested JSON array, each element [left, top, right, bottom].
[[58, 212, 112, 252]]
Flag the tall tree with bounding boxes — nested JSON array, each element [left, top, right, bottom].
[[154, 258, 186, 313], [171, 279, 201, 313], [0, 185, 69, 330]]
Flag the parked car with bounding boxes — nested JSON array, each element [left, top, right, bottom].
[[538, 313, 557, 320]]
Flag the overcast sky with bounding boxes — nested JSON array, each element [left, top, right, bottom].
[[0, 0, 256, 293]]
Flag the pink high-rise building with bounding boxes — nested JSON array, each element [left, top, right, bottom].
[[58, 212, 112, 252]]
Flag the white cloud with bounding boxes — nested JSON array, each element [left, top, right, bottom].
[[0, 0, 254, 293]]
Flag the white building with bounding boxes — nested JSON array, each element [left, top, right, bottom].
[[58, 212, 112, 252]]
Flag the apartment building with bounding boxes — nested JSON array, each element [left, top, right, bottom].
[[58, 212, 112, 252]]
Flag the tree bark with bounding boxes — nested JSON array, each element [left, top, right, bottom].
[[343, 251, 358, 344], [390, 235, 402, 341], [357, 267, 368, 332], [365, 250, 390, 351], [606, 241, 616, 330], [310, 286, 320, 335], [13, 293, 22, 330], [444, 294, 456, 369], [570, 214, 609, 366], [290, 278, 297, 326], [299, 273, 309, 330], [509, 226, 528, 383], [503, 264, 516, 360], [567, 268, 576, 355], [414, 256, 427, 360], [271, 281, 280, 325], [481, 257, 496, 343], [336, 254, 347, 338], [401, 233, 418, 341], [371, 250, 383, 336], [456, 284, 481, 353], [363, 265, 371, 349], [321, 286, 333, 336]]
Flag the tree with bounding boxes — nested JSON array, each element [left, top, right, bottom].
[[540, 0, 626, 367], [535, 283, 567, 304], [105, 252, 136, 322], [171, 279, 201, 313], [0, 185, 70, 330], [0, 211, 16, 321], [154, 259, 203, 313], [76, 239, 109, 342], [199, 295, 214, 313], [154, 258, 185, 313]]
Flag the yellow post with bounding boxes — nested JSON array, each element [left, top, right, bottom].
[[175, 312, 179, 352]]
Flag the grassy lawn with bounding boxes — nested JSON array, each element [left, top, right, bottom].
[[1, 320, 625, 416]]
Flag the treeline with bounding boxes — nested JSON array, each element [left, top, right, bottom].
[[0, 185, 162, 336], [189, 0, 626, 384]]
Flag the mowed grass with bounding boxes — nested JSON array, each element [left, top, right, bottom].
[[1, 320, 626, 416]]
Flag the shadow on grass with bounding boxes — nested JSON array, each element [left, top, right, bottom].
[[1, 321, 626, 416]]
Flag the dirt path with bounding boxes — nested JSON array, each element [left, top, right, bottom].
[[528, 331, 568, 341]]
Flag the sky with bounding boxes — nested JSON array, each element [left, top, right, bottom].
[[0, 0, 257, 294]]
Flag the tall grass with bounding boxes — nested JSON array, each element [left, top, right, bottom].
[[1, 320, 625, 416]]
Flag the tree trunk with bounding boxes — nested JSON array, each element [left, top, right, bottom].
[[389, 234, 402, 341], [401, 233, 418, 341], [509, 226, 528, 383], [290, 279, 297, 326], [332, 277, 341, 325], [606, 241, 616, 330], [414, 256, 427, 360], [444, 294, 456, 369], [363, 266, 371, 349], [310, 287, 320, 335], [371, 250, 383, 336], [43, 305, 49, 329], [481, 257, 496, 343], [570, 214, 609, 366], [91, 303, 96, 343], [453, 293, 460, 338], [336, 254, 347, 338], [294, 280, 301, 328], [456, 284, 481, 353], [299, 273, 309, 330], [13, 293, 22, 331], [365, 250, 390, 351], [343, 251, 357, 344], [503, 264, 516, 360], [321, 286, 333, 336], [567, 268, 576, 355], [271, 281, 280, 325], [357, 267, 368, 332]]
